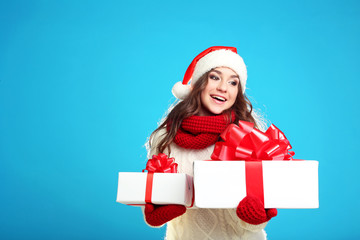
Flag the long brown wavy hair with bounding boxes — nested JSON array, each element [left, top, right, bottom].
[[149, 69, 256, 154]]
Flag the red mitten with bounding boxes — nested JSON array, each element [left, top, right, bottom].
[[236, 195, 277, 225], [144, 203, 186, 227]]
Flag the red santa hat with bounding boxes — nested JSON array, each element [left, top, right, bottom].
[[172, 46, 248, 99]]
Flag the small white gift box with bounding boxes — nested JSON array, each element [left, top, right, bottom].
[[116, 172, 193, 207]]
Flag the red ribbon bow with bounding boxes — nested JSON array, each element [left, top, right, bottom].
[[211, 120, 295, 206], [211, 120, 295, 161], [143, 153, 178, 173], [143, 153, 178, 203]]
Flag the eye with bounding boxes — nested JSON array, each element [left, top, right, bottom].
[[209, 74, 220, 80], [229, 80, 238, 86]]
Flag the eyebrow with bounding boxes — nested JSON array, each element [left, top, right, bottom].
[[210, 69, 239, 79]]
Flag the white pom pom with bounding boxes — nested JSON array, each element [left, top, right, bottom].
[[172, 81, 191, 99]]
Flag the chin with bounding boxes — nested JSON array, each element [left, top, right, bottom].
[[209, 108, 226, 115]]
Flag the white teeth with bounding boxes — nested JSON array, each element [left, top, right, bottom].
[[212, 96, 226, 102]]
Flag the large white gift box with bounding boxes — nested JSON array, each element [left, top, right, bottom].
[[116, 172, 193, 207], [193, 160, 319, 209]]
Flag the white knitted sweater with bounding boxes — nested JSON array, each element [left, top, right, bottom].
[[145, 128, 269, 240]]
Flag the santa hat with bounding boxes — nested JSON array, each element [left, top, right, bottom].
[[172, 46, 247, 99]]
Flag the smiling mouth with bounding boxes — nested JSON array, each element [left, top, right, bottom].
[[211, 95, 226, 102]]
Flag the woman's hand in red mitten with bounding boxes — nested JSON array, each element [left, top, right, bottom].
[[236, 195, 277, 225], [144, 203, 186, 227]]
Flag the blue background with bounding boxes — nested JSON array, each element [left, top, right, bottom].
[[1, 0, 359, 239]]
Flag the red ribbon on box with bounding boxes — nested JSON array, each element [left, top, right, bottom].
[[211, 120, 295, 205], [142, 153, 178, 203]]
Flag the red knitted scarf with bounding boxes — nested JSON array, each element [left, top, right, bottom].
[[173, 113, 235, 149]]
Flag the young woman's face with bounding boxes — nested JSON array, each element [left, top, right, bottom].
[[199, 67, 240, 116]]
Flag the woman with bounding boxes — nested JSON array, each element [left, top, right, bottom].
[[144, 46, 277, 240]]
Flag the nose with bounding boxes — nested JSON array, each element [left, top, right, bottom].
[[216, 79, 227, 92]]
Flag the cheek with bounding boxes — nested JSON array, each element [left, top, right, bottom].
[[200, 83, 211, 103], [229, 88, 239, 104], [200, 90, 207, 104]]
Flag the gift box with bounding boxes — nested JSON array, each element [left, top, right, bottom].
[[194, 120, 319, 209], [193, 160, 319, 209], [117, 153, 193, 207], [116, 172, 193, 206]]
